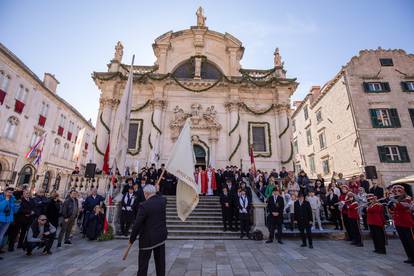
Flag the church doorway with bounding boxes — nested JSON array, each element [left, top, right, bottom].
[[42, 171, 51, 193], [193, 144, 207, 169], [17, 165, 34, 187]]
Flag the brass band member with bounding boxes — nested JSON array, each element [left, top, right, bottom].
[[367, 194, 386, 254], [389, 185, 414, 265], [346, 192, 363, 247], [339, 185, 352, 241]]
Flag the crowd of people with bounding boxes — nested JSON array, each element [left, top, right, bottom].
[[1, 163, 414, 267], [0, 185, 106, 259]]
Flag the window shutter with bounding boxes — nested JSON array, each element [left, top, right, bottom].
[[398, 146, 410, 162], [369, 109, 379, 128], [377, 146, 388, 162], [409, 109, 414, 127], [382, 82, 391, 92], [389, 109, 401, 128], [401, 82, 408, 92], [363, 82, 370, 92]]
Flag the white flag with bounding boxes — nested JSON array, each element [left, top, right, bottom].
[[111, 55, 135, 173], [166, 118, 199, 221], [148, 132, 160, 167], [73, 128, 86, 164]]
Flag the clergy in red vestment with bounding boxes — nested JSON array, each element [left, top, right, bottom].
[[202, 166, 217, 196], [195, 166, 207, 195]]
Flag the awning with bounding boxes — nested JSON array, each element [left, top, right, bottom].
[[389, 174, 414, 185]]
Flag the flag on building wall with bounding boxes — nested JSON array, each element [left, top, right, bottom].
[[33, 134, 47, 166], [110, 55, 135, 174], [25, 134, 44, 159], [166, 118, 199, 221]]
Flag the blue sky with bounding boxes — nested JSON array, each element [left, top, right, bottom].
[[1, 0, 413, 123]]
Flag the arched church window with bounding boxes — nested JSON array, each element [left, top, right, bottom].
[[17, 165, 33, 187], [200, 61, 221, 80], [172, 59, 222, 80], [172, 61, 194, 79]]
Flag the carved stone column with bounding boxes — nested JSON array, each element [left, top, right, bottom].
[[273, 105, 283, 168], [278, 104, 292, 169], [208, 128, 219, 167], [226, 101, 240, 165]]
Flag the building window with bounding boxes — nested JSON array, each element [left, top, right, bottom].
[[30, 131, 42, 147], [379, 58, 393, 66], [319, 132, 327, 149], [401, 81, 414, 92], [58, 114, 66, 136], [62, 143, 69, 159], [0, 72, 10, 105], [292, 119, 296, 132], [363, 82, 391, 93], [3, 116, 19, 140], [293, 140, 298, 154], [369, 108, 400, 128], [378, 145, 410, 163], [38, 102, 49, 127], [67, 121, 74, 141], [128, 122, 139, 150], [248, 122, 271, 157], [316, 109, 323, 124], [309, 155, 316, 173], [322, 159, 330, 175], [306, 129, 312, 145], [0, 71, 11, 92], [53, 138, 60, 156], [409, 109, 414, 127], [304, 105, 309, 120]]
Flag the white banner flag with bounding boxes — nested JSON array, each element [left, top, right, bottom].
[[166, 118, 199, 221], [111, 55, 134, 173], [73, 128, 86, 164]]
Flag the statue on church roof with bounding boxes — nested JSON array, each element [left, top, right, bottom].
[[274, 47, 282, 67], [196, 7, 206, 27], [113, 41, 124, 62]]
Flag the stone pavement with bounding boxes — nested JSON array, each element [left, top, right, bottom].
[[0, 238, 412, 276]]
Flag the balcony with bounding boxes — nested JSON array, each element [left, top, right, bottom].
[[57, 126, 64, 136], [14, 99, 25, 114], [38, 115, 46, 127], [0, 89, 6, 105]]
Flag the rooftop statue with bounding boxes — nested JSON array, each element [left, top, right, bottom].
[[196, 7, 206, 27]]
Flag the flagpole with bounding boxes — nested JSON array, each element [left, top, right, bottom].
[[155, 168, 166, 192]]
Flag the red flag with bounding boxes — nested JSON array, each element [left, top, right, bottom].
[[103, 216, 109, 234], [249, 144, 256, 176], [102, 141, 110, 174]]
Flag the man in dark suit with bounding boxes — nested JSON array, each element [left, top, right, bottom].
[[238, 189, 252, 239], [129, 185, 168, 276], [294, 193, 314, 248], [220, 187, 234, 231], [266, 187, 284, 244]]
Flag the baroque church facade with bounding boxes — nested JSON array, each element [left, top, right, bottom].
[[93, 9, 298, 172]]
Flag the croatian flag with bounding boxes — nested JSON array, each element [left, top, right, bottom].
[[25, 134, 45, 159]]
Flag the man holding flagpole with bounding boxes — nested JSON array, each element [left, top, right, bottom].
[[125, 119, 198, 275]]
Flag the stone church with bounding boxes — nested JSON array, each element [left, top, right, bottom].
[[92, 8, 298, 172]]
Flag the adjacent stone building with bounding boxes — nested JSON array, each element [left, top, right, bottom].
[[292, 48, 414, 184], [93, 9, 298, 172], [0, 42, 95, 194]]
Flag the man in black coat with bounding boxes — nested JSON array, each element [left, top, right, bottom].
[[326, 188, 342, 230], [120, 186, 140, 236], [220, 187, 234, 231], [266, 187, 284, 244], [294, 193, 314, 248], [129, 185, 168, 276]]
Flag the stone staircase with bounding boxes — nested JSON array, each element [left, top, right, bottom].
[[166, 195, 240, 240]]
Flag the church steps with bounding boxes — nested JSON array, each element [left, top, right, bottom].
[[164, 195, 239, 239]]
